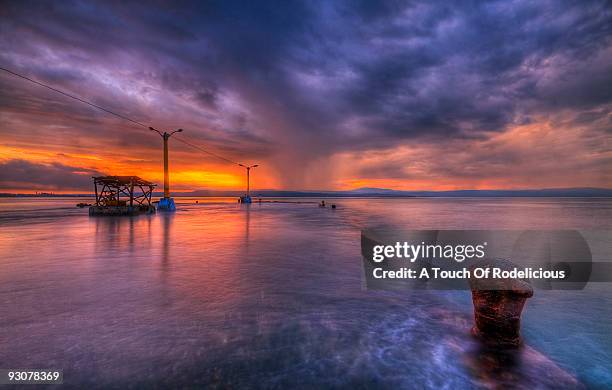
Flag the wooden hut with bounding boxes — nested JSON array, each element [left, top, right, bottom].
[[89, 176, 156, 216]]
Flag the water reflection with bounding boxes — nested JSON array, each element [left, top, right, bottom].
[[243, 204, 251, 252], [0, 198, 610, 388], [161, 212, 173, 268], [462, 343, 582, 388], [159, 213, 174, 308]]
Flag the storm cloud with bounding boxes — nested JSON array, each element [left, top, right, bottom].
[[0, 0, 610, 190], [0, 159, 104, 191]]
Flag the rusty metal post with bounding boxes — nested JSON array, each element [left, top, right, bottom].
[[130, 179, 134, 207], [94, 178, 99, 206], [163, 132, 170, 198]]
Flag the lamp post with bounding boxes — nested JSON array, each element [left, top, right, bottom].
[[150, 127, 183, 210], [239, 164, 258, 203]]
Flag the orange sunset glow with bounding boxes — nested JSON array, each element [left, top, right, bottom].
[[1, 1, 610, 194], [1, 2, 612, 389]]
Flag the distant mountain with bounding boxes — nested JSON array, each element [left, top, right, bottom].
[[187, 187, 612, 197], [385, 188, 612, 197], [348, 187, 400, 194]]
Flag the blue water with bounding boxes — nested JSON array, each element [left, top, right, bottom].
[[0, 197, 610, 388]]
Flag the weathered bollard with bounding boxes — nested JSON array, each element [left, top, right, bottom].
[[469, 259, 533, 348]]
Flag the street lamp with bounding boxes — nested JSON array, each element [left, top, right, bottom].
[[150, 126, 183, 211], [239, 163, 258, 203]]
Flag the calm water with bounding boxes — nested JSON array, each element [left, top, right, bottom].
[[0, 197, 611, 388]]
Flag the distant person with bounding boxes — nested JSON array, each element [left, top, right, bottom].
[[319, 200, 326, 207]]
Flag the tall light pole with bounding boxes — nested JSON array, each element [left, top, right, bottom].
[[150, 127, 183, 210], [239, 164, 258, 203]]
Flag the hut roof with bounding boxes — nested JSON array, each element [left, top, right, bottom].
[[92, 176, 156, 187]]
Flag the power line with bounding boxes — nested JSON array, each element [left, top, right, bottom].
[[173, 136, 241, 166], [0, 66, 150, 129], [0, 65, 243, 166]]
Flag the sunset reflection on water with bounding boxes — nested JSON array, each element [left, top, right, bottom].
[[0, 197, 611, 388]]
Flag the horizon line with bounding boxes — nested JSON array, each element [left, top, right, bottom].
[[2, 187, 612, 197]]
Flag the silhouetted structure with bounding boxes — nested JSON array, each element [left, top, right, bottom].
[[149, 127, 182, 211], [90, 176, 156, 216], [238, 164, 258, 204]]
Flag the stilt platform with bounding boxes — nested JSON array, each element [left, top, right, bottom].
[[89, 176, 157, 217]]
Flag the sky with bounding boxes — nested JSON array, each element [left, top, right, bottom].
[[0, 0, 611, 193]]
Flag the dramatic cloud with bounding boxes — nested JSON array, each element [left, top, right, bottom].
[[0, 159, 104, 191], [0, 0, 610, 191]]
